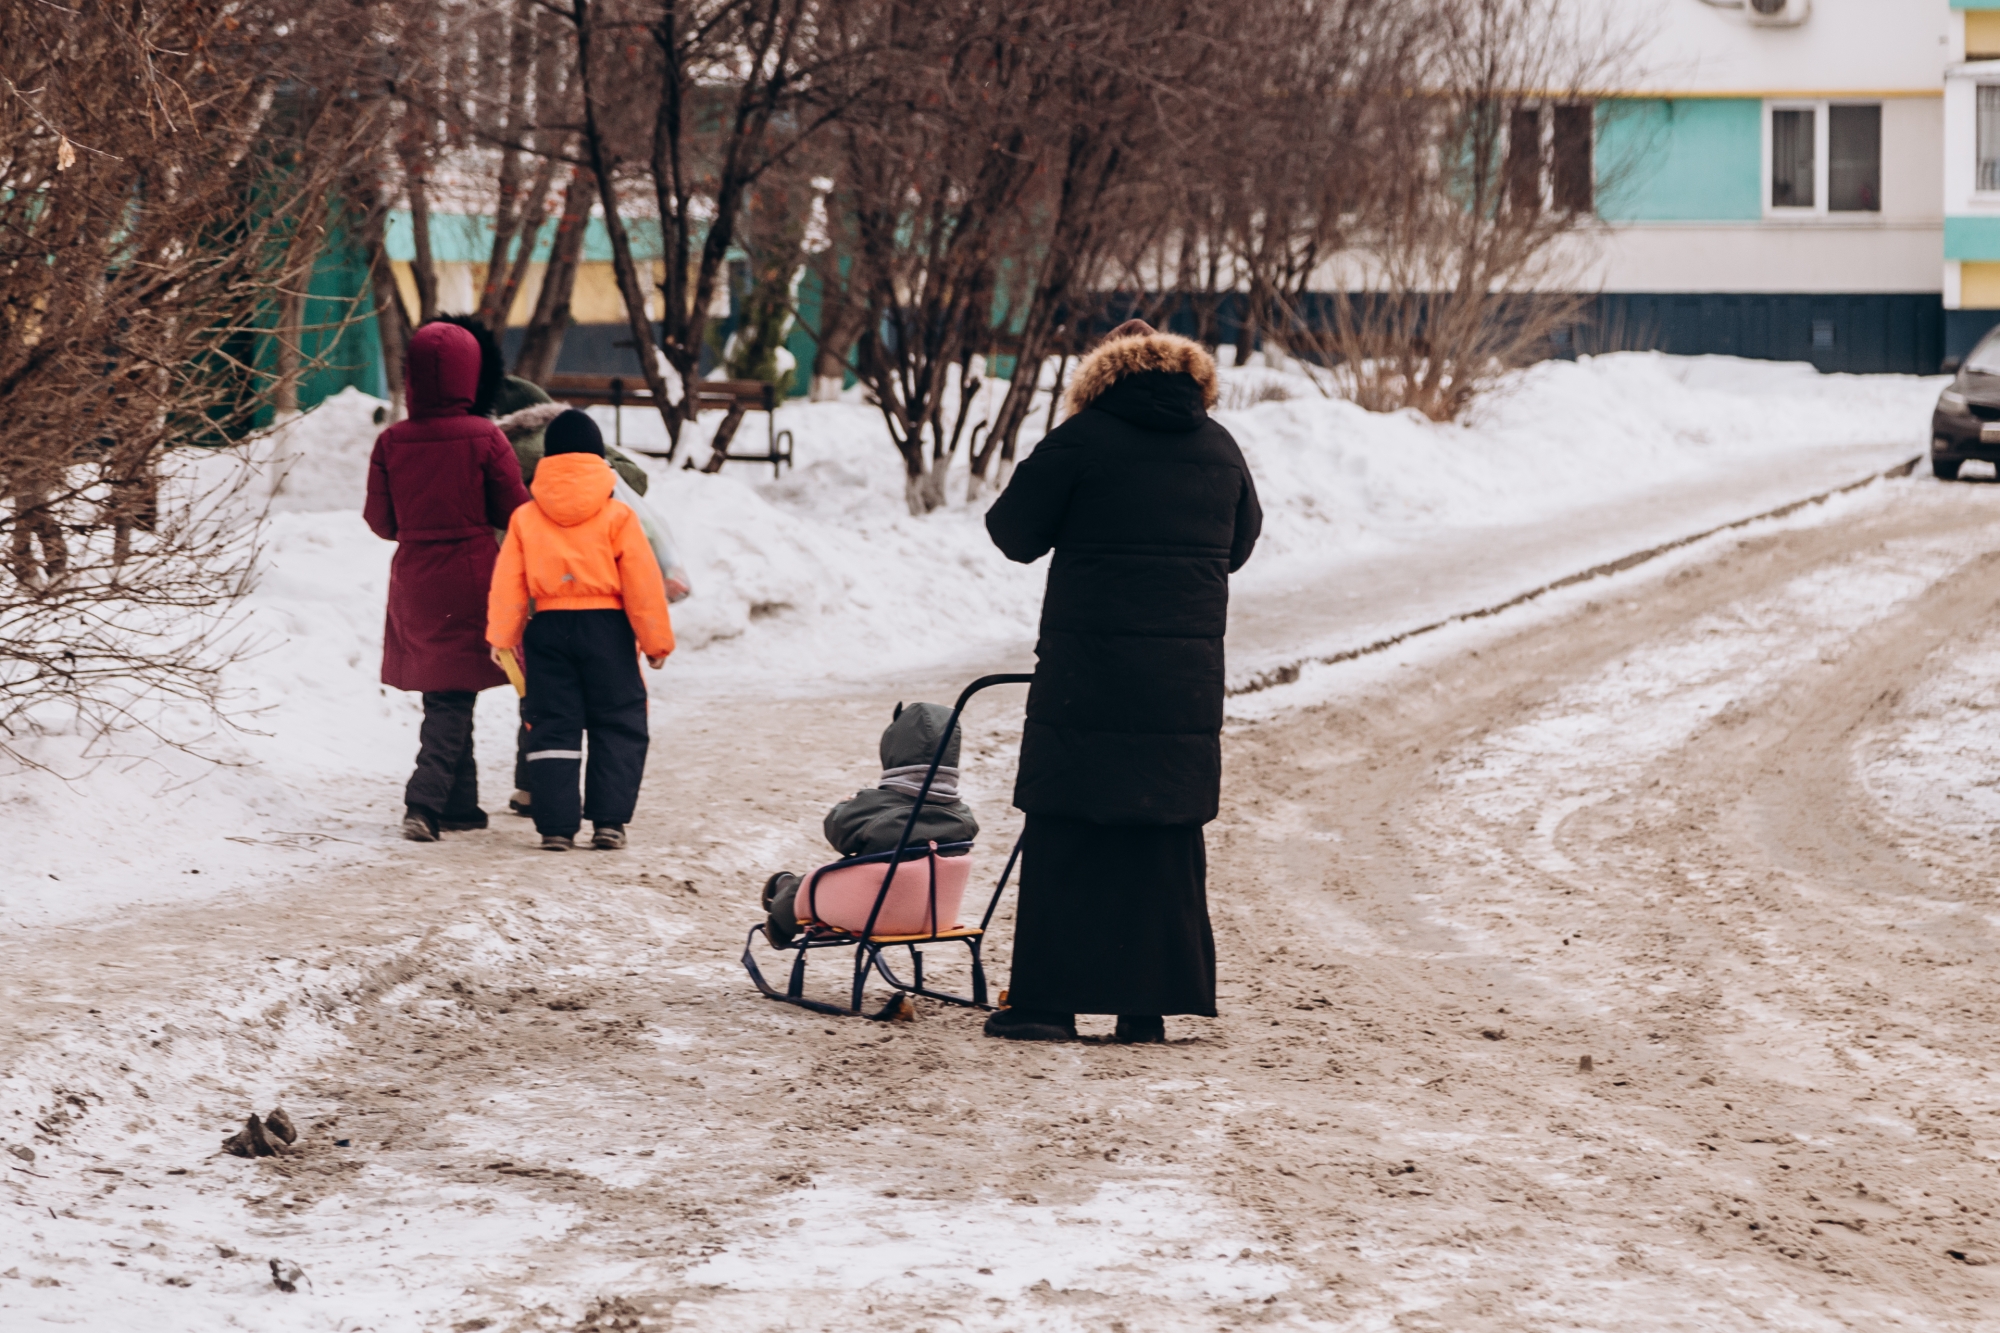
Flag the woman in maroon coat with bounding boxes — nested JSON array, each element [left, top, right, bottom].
[[364, 321, 532, 841]]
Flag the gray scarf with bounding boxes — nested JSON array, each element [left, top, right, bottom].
[[878, 764, 959, 802]]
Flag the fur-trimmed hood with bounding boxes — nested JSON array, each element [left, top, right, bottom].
[[1062, 331, 1219, 419], [495, 399, 570, 442]]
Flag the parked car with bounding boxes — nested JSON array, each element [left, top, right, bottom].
[[1931, 329, 2000, 479]]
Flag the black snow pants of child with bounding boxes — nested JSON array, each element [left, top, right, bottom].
[[520, 608, 649, 839], [406, 690, 484, 820]]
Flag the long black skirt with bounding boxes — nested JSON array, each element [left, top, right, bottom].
[[1005, 813, 1215, 1017]]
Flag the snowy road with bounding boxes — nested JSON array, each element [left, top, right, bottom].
[[9, 474, 2000, 1330]]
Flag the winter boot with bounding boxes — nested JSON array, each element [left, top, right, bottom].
[[508, 789, 533, 818], [402, 806, 440, 843], [982, 1007, 1076, 1042], [1113, 1015, 1166, 1044], [762, 872, 802, 946], [590, 823, 627, 851], [539, 833, 574, 852], [439, 809, 489, 832]]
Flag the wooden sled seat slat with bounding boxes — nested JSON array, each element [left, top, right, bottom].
[[798, 920, 983, 945]]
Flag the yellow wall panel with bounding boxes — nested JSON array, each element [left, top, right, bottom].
[[1971, 13, 2000, 60], [570, 264, 626, 324], [1964, 262, 2000, 309], [390, 262, 419, 324]]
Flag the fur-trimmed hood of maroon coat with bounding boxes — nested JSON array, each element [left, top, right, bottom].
[[363, 322, 531, 693]]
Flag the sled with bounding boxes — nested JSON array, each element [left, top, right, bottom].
[[740, 672, 1031, 1019]]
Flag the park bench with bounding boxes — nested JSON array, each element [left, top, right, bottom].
[[543, 373, 795, 477]]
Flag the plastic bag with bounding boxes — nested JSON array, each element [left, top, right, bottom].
[[614, 475, 694, 603]]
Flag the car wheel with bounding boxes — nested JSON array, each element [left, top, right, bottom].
[[1933, 455, 1963, 481]]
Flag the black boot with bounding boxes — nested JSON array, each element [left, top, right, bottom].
[[439, 808, 489, 832], [982, 1007, 1076, 1042], [763, 872, 802, 946], [1113, 1015, 1165, 1044], [401, 806, 440, 843]]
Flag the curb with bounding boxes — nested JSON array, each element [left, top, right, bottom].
[[1227, 454, 1925, 698]]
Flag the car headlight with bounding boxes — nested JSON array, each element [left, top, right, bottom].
[[1941, 389, 1970, 414]]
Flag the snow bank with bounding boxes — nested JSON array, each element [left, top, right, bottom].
[[0, 355, 1943, 924]]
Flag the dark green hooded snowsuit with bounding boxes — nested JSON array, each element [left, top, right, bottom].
[[823, 702, 979, 857], [492, 376, 650, 495]]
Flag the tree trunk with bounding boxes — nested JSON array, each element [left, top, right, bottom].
[[476, 0, 539, 330], [273, 282, 306, 421], [402, 149, 439, 324], [697, 404, 746, 473], [272, 221, 323, 421], [489, 152, 559, 333], [573, 0, 678, 448], [512, 167, 591, 384], [358, 176, 411, 419], [1234, 296, 1257, 366]]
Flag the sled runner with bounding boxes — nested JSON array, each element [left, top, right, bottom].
[[740, 672, 1031, 1018]]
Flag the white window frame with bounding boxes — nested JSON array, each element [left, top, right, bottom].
[[1763, 98, 1885, 218], [1763, 99, 1828, 216], [1976, 83, 2000, 197]]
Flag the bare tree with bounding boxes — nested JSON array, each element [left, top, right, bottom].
[[513, 167, 596, 384], [1274, 0, 1642, 419], [965, 0, 1226, 500], [566, 0, 885, 456], [826, 1, 1070, 512], [0, 0, 380, 750]]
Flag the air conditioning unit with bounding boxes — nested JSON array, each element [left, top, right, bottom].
[[1746, 0, 1809, 26]]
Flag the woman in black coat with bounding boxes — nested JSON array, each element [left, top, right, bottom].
[[984, 321, 1261, 1042]]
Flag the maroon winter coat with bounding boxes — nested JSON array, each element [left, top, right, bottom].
[[364, 322, 532, 693]]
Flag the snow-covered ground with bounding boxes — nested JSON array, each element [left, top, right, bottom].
[[0, 354, 1942, 929]]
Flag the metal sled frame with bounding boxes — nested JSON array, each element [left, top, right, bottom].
[[740, 672, 1032, 1018]]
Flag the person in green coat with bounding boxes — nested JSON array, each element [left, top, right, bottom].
[[492, 375, 651, 495]]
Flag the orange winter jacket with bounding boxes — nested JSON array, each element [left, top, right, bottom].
[[487, 451, 674, 658]]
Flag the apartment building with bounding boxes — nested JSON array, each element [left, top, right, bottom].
[[1566, 0, 1947, 373]]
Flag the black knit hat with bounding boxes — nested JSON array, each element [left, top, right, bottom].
[[543, 409, 605, 458]]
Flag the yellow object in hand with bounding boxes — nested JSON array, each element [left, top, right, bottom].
[[496, 647, 526, 697]]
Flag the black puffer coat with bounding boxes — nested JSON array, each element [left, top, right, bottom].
[[986, 332, 1261, 826]]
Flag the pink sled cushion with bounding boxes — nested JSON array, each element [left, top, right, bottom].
[[801, 851, 972, 937]]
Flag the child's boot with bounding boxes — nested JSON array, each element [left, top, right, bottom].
[[763, 872, 802, 946], [591, 823, 626, 850], [402, 806, 440, 842]]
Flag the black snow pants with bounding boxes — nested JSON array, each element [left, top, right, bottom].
[[521, 608, 649, 838], [406, 690, 483, 819]]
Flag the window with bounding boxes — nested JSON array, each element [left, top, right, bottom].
[[1771, 107, 1815, 208], [1504, 102, 1595, 216], [1552, 104, 1594, 213], [1506, 108, 1542, 214], [1980, 87, 2000, 192], [1828, 105, 1879, 211], [1767, 101, 1882, 214]]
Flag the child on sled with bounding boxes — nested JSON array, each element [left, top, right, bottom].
[[763, 702, 979, 944]]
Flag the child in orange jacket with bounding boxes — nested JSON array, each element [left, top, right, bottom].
[[487, 411, 673, 851]]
